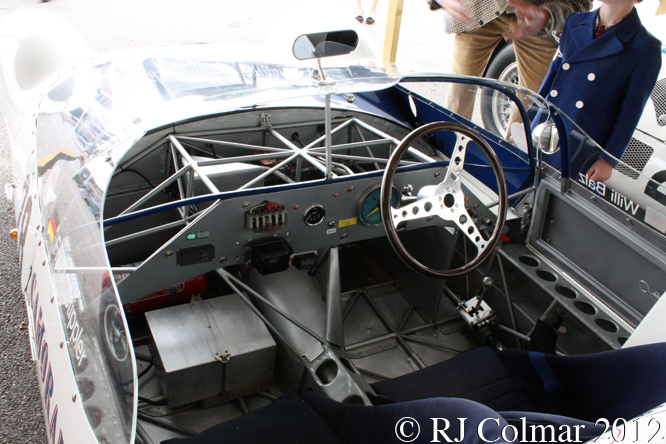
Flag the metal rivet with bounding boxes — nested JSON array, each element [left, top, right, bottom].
[[165, 251, 173, 258], [435, 171, 441, 178], [220, 257, 227, 264], [347, 186, 354, 193], [340, 234, 348, 240], [328, 221, 336, 228], [242, 202, 250, 209]]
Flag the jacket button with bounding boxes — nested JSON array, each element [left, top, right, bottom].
[[576, 101, 584, 109], [562, 63, 570, 70], [550, 90, 559, 97], [588, 73, 596, 81]]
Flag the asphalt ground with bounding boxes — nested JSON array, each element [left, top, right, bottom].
[[0, 1, 454, 442]]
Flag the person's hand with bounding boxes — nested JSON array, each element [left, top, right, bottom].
[[503, 0, 550, 41], [435, 0, 474, 24], [586, 158, 613, 182]]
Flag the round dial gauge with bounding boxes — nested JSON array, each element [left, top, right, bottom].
[[304, 205, 326, 226], [358, 184, 401, 227]]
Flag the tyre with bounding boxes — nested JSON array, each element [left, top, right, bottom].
[[481, 43, 518, 137]]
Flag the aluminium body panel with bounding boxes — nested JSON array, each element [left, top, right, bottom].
[[146, 293, 276, 407]]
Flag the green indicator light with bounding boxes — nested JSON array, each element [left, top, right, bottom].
[[186, 233, 197, 241]]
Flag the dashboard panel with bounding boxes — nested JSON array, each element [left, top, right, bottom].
[[116, 164, 452, 303]]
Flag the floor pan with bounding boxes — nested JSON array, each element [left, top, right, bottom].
[[135, 283, 477, 441]]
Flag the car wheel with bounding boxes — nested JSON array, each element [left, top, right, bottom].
[[481, 44, 518, 137]]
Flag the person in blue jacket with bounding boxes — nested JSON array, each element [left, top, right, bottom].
[[538, 0, 661, 182]]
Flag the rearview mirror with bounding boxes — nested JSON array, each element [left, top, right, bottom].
[[532, 122, 560, 154], [292, 30, 359, 60]]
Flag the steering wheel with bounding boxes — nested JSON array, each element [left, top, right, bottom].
[[380, 121, 508, 279]]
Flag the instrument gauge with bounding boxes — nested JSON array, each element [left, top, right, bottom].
[[357, 184, 401, 227], [304, 205, 326, 226]]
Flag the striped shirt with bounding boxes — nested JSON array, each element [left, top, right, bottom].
[[445, 0, 592, 40]]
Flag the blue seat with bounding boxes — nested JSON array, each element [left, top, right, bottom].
[[372, 346, 536, 411], [300, 391, 611, 444], [163, 343, 666, 444], [373, 343, 666, 423], [161, 393, 344, 444], [300, 391, 521, 444]]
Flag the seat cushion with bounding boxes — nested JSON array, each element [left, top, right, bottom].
[[372, 346, 535, 411], [500, 343, 666, 422], [161, 393, 343, 444], [301, 391, 518, 444]]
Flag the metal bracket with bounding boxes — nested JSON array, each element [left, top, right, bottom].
[[457, 296, 494, 327], [260, 112, 272, 130]]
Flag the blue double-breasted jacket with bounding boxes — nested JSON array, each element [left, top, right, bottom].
[[538, 8, 662, 165]]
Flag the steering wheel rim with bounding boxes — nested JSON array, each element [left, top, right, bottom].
[[380, 121, 508, 279]]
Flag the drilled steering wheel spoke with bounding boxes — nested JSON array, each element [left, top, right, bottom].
[[451, 206, 487, 258], [390, 196, 438, 226], [443, 132, 470, 184]]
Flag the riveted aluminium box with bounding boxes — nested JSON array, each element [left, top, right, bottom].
[[146, 294, 276, 407]]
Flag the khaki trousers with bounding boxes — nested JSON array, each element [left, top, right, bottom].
[[444, 14, 559, 125]]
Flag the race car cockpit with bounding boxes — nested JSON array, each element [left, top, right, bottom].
[[7, 22, 666, 444]]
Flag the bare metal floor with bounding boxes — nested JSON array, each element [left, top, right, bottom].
[[134, 284, 477, 442]]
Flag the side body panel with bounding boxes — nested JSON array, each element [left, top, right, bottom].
[[24, 236, 99, 444]]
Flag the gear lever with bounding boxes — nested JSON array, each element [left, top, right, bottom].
[[473, 277, 493, 313]]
